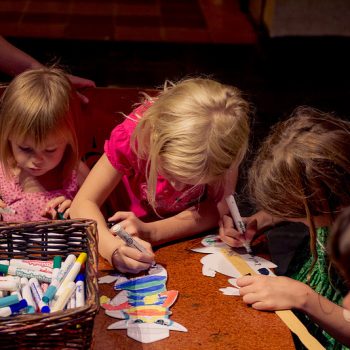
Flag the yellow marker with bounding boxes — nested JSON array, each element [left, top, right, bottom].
[[221, 248, 325, 350], [51, 281, 76, 312], [54, 253, 87, 299]]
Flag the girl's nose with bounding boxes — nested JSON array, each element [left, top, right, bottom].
[[32, 154, 44, 166]]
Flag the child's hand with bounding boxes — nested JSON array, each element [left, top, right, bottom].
[[111, 236, 154, 274], [218, 214, 257, 248], [0, 199, 7, 208], [108, 211, 151, 240], [237, 275, 310, 311], [43, 196, 72, 219]]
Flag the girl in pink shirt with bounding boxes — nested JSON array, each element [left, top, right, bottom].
[[71, 77, 251, 273], [0, 67, 89, 222]]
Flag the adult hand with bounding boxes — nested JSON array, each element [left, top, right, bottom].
[[67, 74, 96, 104]]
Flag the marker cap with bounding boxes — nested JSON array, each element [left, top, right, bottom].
[[0, 264, 9, 274], [10, 299, 28, 313], [76, 253, 87, 265], [53, 256, 62, 269], [42, 285, 57, 303], [41, 305, 50, 313], [26, 305, 35, 314], [75, 273, 85, 282]]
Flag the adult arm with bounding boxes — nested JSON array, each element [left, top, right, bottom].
[[0, 36, 95, 103]]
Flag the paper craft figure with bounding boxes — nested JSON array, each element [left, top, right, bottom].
[[101, 264, 187, 343], [191, 234, 277, 295]]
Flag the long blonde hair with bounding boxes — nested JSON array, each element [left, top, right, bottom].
[[131, 77, 251, 209], [0, 67, 80, 180], [249, 106, 350, 273]]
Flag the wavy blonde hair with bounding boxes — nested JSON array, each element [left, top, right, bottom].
[[131, 77, 251, 209], [0, 66, 80, 180], [249, 106, 350, 275]]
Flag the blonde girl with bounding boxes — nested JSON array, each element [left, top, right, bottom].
[[0, 67, 89, 221], [70, 77, 251, 274], [220, 106, 350, 349]]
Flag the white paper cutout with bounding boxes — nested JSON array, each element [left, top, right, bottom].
[[228, 278, 239, 288], [98, 274, 124, 284], [193, 234, 278, 295], [102, 264, 187, 343], [219, 287, 240, 296], [200, 253, 241, 278]]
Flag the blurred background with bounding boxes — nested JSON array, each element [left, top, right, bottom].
[[1, 0, 349, 283], [1, 0, 350, 148]]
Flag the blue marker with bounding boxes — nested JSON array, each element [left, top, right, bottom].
[[0, 299, 27, 317]]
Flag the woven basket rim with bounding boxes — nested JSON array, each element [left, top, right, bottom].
[[0, 219, 99, 342]]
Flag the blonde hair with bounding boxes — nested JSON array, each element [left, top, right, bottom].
[[249, 106, 350, 275], [0, 67, 80, 180], [131, 77, 251, 209]]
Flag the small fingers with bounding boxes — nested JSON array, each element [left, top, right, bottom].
[[108, 211, 136, 223], [112, 244, 153, 274], [76, 91, 89, 104]]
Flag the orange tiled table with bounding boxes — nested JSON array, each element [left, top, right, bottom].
[[92, 236, 295, 350]]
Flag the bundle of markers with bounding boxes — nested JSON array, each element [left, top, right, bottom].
[[0, 253, 87, 317]]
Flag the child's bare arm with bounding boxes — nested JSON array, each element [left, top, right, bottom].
[[77, 160, 90, 187], [110, 197, 220, 246], [238, 274, 350, 346], [70, 154, 154, 272]]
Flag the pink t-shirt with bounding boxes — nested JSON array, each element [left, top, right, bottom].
[[104, 105, 206, 220], [0, 167, 79, 222]]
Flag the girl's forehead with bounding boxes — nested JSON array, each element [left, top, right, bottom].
[[14, 132, 67, 147]]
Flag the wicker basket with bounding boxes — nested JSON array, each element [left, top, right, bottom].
[[0, 219, 99, 349]]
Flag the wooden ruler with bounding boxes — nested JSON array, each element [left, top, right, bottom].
[[221, 248, 325, 350]]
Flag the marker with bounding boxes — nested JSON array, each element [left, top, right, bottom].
[[9, 259, 53, 271], [42, 254, 76, 303], [0, 207, 16, 215], [29, 278, 50, 313], [54, 253, 87, 299], [75, 274, 85, 308], [0, 294, 20, 308], [51, 281, 76, 312], [0, 299, 28, 317], [20, 278, 36, 313], [110, 224, 152, 255], [225, 194, 252, 254], [67, 290, 76, 309], [0, 264, 52, 283], [0, 276, 21, 292], [52, 256, 62, 280]]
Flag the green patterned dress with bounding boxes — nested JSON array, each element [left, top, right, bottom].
[[288, 227, 348, 350]]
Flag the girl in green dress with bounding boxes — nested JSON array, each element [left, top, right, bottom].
[[220, 106, 350, 349]]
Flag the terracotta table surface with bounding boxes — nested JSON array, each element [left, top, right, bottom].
[[91, 236, 296, 350]]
